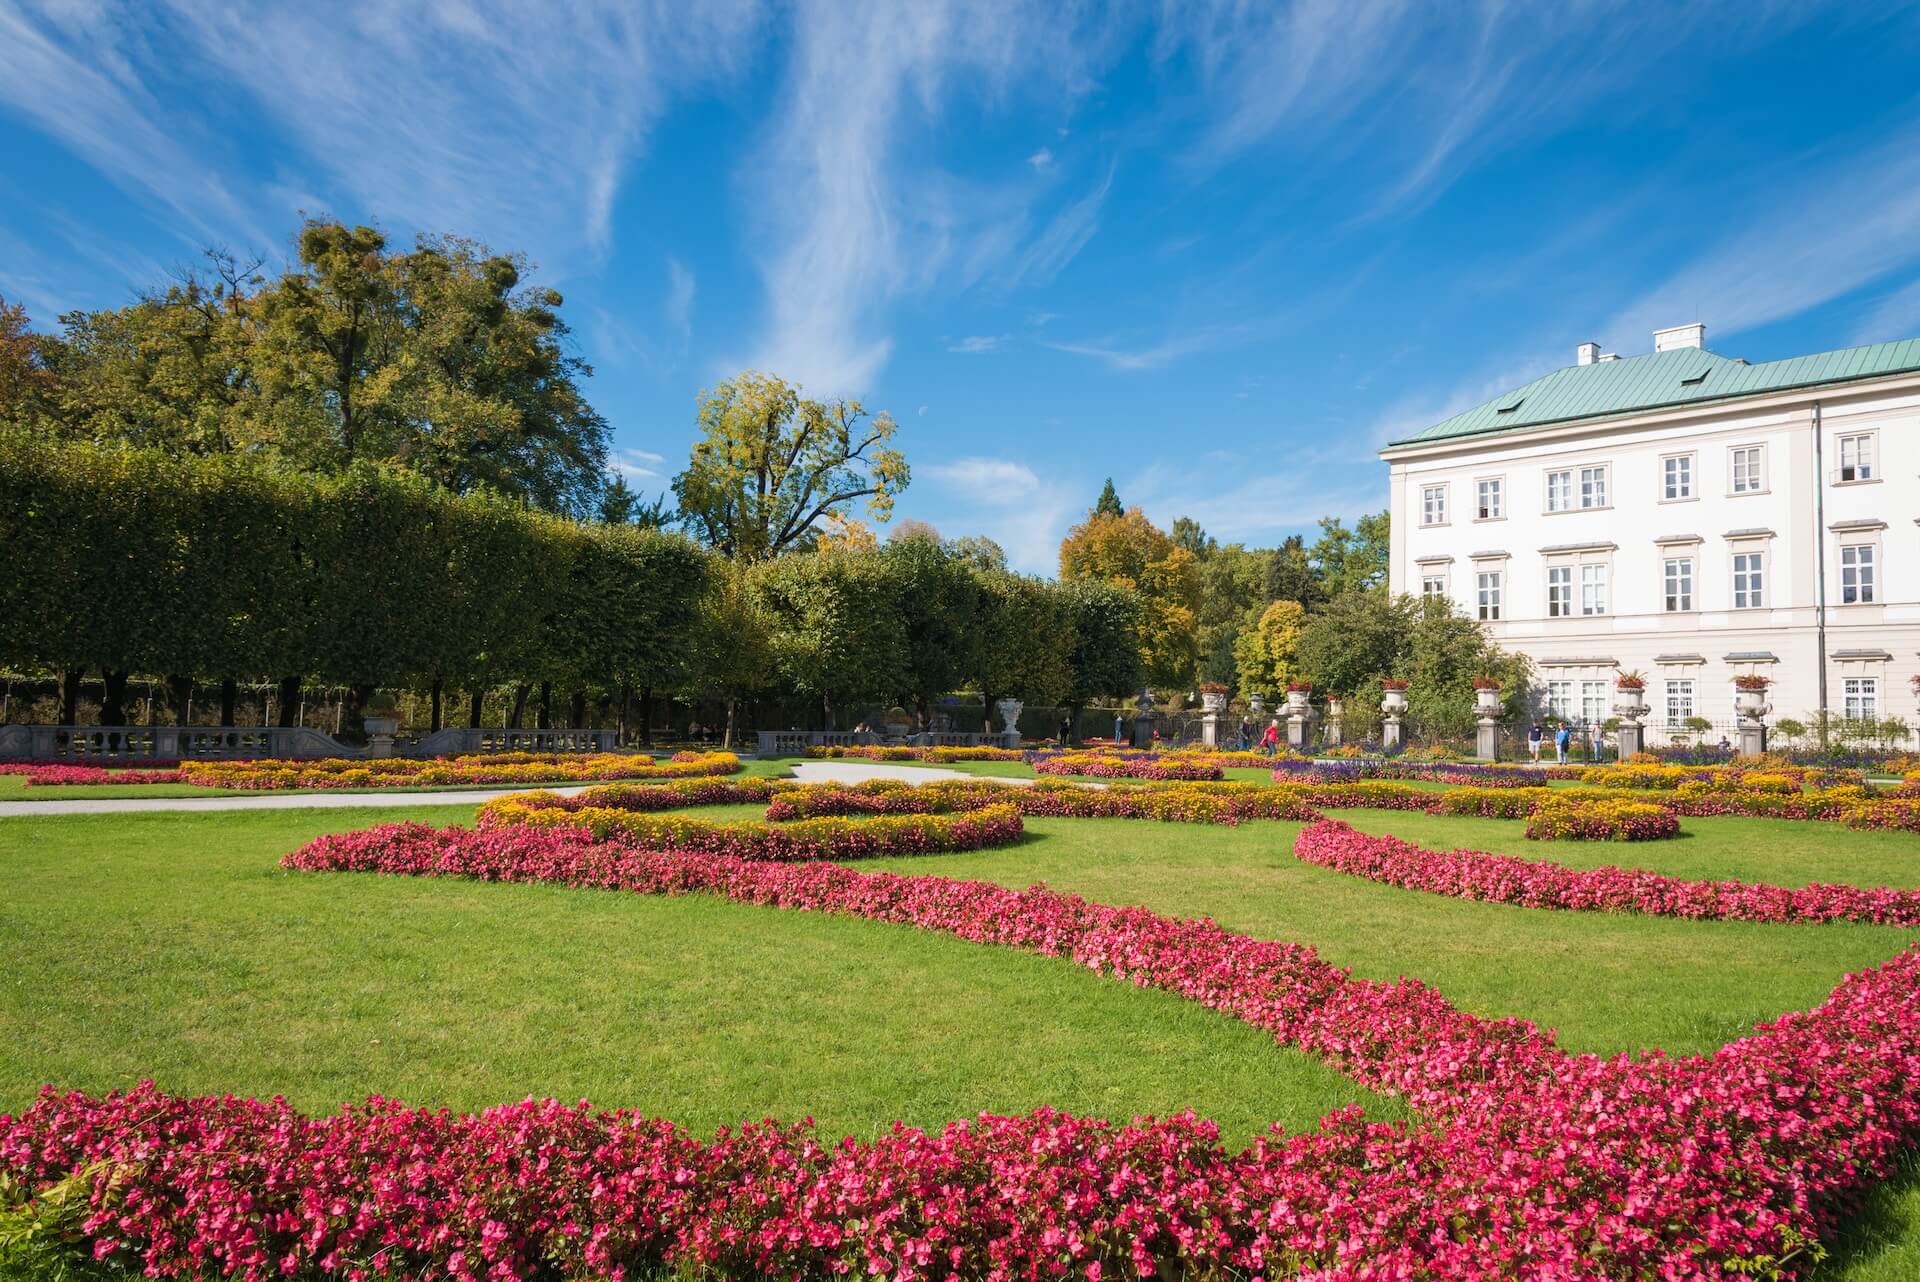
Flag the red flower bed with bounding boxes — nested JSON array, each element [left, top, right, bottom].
[[763, 779, 1320, 826], [1295, 818, 1920, 926], [8, 824, 1920, 1278]]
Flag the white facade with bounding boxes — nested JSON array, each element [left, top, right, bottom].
[[1383, 331, 1920, 739]]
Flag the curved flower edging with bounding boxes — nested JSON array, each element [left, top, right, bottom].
[[1294, 817, 1920, 926], [7, 823, 1919, 1278], [475, 802, 1024, 861], [1027, 751, 1224, 781], [178, 750, 743, 791]]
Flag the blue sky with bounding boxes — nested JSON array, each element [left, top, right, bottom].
[[5, 2, 1920, 572]]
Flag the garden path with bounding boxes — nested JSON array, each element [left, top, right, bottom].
[[0, 784, 595, 819]]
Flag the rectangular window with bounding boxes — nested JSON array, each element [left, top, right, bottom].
[[1843, 677, 1879, 722], [1663, 679, 1695, 726], [1731, 445, 1764, 493], [1547, 680, 1574, 720], [1580, 681, 1607, 726], [1421, 484, 1447, 525], [1545, 565, 1572, 617], [1546, 470, 1572, 512], [1476, 478, 1503, 520], [1838, 434, 1874, 482], [1663, 557, 1693, 612], [1840, 544, 1876, 604], [1732, 551, 1765, 608], [1580, 563, 1608, 615], [1476, 571, 1502, 621], [1662, 454, 1693, 500], [1421, 574, 1446, 599], [1579, 465, 1608, 508]]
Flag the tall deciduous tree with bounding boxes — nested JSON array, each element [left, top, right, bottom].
[[971, 569, 1074, 719], [1060, 578, 1145, 728], [754, 546, 907, 728], [673, 370, 909, 561], [878, 529, 978, 725], [1058, 507, 1198, 688], [1233, 600, 1307, 701], [1310, 511, 1391, 596]]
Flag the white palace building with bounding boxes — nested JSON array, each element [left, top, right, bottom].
[[1383, 324, 1920, 740]]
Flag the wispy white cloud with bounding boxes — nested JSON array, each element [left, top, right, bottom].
[[664, 256, 696, 346], [1027, 147, 1054, 169], [1853, 275, 1920, 345], [919, 454, 1072, 572], [946, 335, 1006, 353], [1605, 128, 1920, 350], [0, 0, 760, 272], [924, 456, 1041, 497], [1045, 321, 1255, 371], [740, 0, 1119, 393], [608, 447, 668, 480]]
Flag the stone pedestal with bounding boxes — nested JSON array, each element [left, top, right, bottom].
[[363, 716, 399, 759], [1613, 694, 1648, 759], [1323, 698, 1343, 748], [1735, 690, 1770, 758], [1380, 690, 1407, 752], [1199, 691, 1227, 747], [995, 698, 1023, 750], [1472, 689, 1503, 761], [1132, 689, 1156, 749]]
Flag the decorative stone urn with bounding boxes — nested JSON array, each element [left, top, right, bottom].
[[994, 698, 1024, 749], [1323, 696, 1344, 748], [362, 715, 400, 759], [1283, 687, 1315, 750], [1248, 692, 1265, 719], [1380, 686, 1408, 751], [1734, 683, 1771, 756], [1471, 684, 1503, 761], [1612, 684, 1650, 758], [1133, 687, 1157, 749], [1197, 687, 1229, 747]]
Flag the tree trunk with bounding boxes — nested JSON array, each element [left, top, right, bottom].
[[100, 671, 130, 726], [639, 688, 653, 745], [430, 678, 444, 732], [277, 676, 301, 728], [167, 675, 195, 726], [508, 683, 530, 729], [617, 684, 632, 747], [723, 698, 737, 750], [468, 689, 485, 729], [536, 681, 552, 730], [568, 689, 586, 730], [60, 670, 83, 725], [342, 683, 375, 744], [219, 679, 237, 727], [822, 694, 835, 732]]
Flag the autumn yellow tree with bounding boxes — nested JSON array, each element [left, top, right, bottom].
[[1233, 599, 1307, 701], [1058, 506, 1198, 688]]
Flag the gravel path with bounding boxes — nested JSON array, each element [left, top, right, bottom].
[[0, 785, 594, 819]]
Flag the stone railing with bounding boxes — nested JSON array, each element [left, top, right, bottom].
[[752, 729, 1015, 756], [0, 724, 618, 761], [412, 727, 618, 757], [0, 724, 349, 761]]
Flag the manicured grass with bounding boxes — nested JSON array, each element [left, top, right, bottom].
[[0, 756, 792, 802], [863, 816, 1917, 1059], [0, 805, 1395, 1143], [1334, 809, 1920, 889]]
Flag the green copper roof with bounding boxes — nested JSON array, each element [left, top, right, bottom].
[[1388, 337, 1920, 449]]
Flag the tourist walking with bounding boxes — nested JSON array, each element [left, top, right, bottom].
[[1260, 718, 1281, 757], [1113, 712, 1125, 743], [1554, 723, 1571, 765], [1236, 716, 1253, 751], [1527, 722, 1543, 763]]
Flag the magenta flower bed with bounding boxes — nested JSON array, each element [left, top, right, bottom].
[[1294, 818, 1920, 926], [7, 821, 1919, 1278], [12, 764, 189, 786]]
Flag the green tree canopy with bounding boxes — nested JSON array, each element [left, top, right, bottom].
[[1093, 477, 1123, 518], [754, 546, 908, 726], [673, 370, 909, 561], [1309, 511, 1390, 597], [1060, 578, 1145, 711], [971, 570, 1074, 709], [1232, 599, 1307, 701]]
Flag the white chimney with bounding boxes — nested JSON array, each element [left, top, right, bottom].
[[1576, 341, 1600, 366], [1653, 323, 1705, 352]]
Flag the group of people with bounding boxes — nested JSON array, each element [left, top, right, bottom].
[[1236, 716, 1283, 755]]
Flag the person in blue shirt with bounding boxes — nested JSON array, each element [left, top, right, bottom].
[[1554, 723, 1572, 764], [1113, 712, 1125, 743]]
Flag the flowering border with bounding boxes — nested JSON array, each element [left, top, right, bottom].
[[176, 751, 742, 791], [7, 823, 1918, 1278]]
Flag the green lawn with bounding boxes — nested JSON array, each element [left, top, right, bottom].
[[0, 805, 1391, 1144], [2, 792, 1916, 1276], [0, 756, 791, 802]]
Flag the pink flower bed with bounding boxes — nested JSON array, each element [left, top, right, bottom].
[[14, 764, 188, 786], [1294, 818, 1920, 926], [762, 779, 1321, 826], [8, 822, 1919, 1278]]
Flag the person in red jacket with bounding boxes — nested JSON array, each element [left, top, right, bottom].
[[1260, 719, 1281, 757]]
